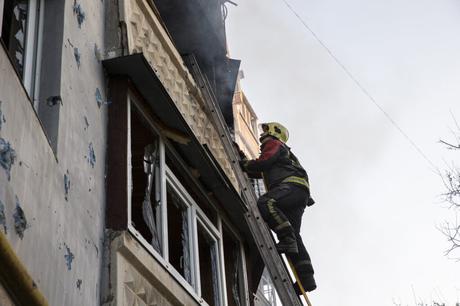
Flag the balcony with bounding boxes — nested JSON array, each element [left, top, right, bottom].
[[116, 0, 238, 189]]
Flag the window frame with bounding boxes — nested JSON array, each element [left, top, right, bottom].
[[0, 0, 4, 30], [221, 220, 250, 306], [126, 95, 250, 306], [0, 0, 44, 107]]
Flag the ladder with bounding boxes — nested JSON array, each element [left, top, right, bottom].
[[185, 55, 307, 306]]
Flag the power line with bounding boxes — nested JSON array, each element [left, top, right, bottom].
[[280, 0, 438, 171]]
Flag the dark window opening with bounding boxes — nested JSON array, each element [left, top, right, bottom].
[[165, 149, 218, 225], [167, 185, 192, 284], [1, 0, 29, 78], [131, 108, 162, 253], [198, 222, 220, 306], [223, 226, 244, 306]]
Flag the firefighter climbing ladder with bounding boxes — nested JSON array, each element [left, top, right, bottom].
[[185, 55, 312, 306]]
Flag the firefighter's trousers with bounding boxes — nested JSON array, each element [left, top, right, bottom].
[[257, 183, 316, 290]]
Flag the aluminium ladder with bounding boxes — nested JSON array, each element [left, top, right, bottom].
[[185, 55, 308, 306]]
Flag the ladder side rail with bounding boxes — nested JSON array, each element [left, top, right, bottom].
[[185, 55, 302, 306]]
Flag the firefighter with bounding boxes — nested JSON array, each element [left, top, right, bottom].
[[238, 122, 317, 293]]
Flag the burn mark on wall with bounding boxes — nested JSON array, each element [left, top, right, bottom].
[[95, 88, 111, 108], [64, 243, 75, 270], [0, 200, 7, 233], [95, 88, 103, 108], [13, 197, 27, 239], [87, 143, 96, 168], [94, 43, 102, 62], [73, 1, 86, 28], [74, 48, 81, 69], [64, 170, 71, 201], [76, 279, 82, 290], [0, 138, 16, 181], [84, 116, 89, 130]]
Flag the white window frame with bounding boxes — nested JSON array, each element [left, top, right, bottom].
[[0, 0, 44, 109], [165, 167, 197, 289], [126, 96, 249, 306], [0, 0, 4, 30], [195, 207, 224, 305]]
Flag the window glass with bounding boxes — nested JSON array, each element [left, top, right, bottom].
[[167, 184, 192, 285], [1, 0, 29, 77], [198, 221, 221, 306]]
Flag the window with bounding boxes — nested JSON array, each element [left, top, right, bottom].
[[196, 216, 223, 306], [1, 0, 66, 152], [223, 226, 248, 306], [129, 107, 164, 254], [251, 117, 258, 137], [127, 97, 249, 305], [1, 0, 44, 105], [166, 181, 193, 285]]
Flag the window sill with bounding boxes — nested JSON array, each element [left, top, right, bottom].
[[111, 228, 212, 306], [0, 41, 59, 163]]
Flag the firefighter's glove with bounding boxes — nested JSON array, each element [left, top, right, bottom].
[[233, 141, 247, 160], [307, 197, 315, 207], [239, 160, 249, 172]]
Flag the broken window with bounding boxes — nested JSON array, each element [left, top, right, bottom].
[[130, 107, 163, 254], [1, 0, 44, 99], [126, 98, 249, 306], [223, 226, 247, 306], [197, 220, 222, 306], [166, 182, 193, 285], [165, 151, 218, 226]]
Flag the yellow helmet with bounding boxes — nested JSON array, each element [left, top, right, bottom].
[[260, 122, 289, 143]]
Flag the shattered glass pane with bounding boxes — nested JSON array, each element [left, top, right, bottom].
[[210, 242, 221, 306], [1, 1, 29, 77], [223, 227, 244, 306], [232, 249, 242, 306], [130, 110, 165, 258], [14, 29, 24, 48], [141, 143, 161, 253], [198, 223, 221, 306], [181, 208, 191, 283], [15, 51, 23, 65], [167, 185, 192, 285]]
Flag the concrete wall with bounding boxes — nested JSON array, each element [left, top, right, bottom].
[[0, 0, 107, 305]]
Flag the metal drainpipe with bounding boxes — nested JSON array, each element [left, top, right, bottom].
[[0, 232, 49, 306]]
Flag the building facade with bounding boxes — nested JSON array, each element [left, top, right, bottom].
[[0, 1, 273, 305]]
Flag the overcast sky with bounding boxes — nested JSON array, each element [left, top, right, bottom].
[[226, 0, 460, 305]]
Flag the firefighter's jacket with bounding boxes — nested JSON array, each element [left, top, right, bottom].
[[241, 137, 311, 193]]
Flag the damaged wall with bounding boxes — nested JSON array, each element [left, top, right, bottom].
[[0, 0, 107, 305]]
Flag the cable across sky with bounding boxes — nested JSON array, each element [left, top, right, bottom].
[[279, 0, 438, 171]]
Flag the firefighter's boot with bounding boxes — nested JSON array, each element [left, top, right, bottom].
[[293, 277, 316, 295], [293, 261, 316, 294], [275, 225, 298, 254]]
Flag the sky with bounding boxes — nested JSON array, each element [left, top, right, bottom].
[[226, 0, 460, 305]]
